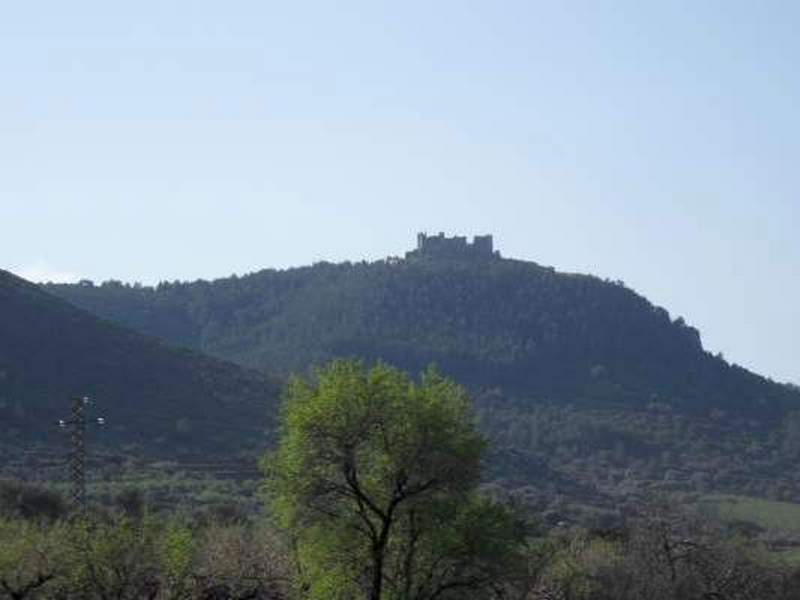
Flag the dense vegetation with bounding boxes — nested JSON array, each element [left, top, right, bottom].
[[4, 495, 799, 599], [39, 255, 800, 517], [476, 393, 800, 528], [46, 256, 797, 414], [0, 495, 291, 600], [0, 269, 280, 458], [8, 250, 800, 535], [1, 362, 799, 599]]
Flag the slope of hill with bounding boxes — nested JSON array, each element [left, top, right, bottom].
[[34, 247, 800, 519], [47, 254, 796, 416], [0, 270, 279, 458]]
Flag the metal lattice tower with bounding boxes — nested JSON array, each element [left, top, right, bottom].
[[68, 396, 87, 514], [58, 396, 104, 516]]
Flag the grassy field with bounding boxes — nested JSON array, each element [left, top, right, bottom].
[[702, 494, 800, 534]]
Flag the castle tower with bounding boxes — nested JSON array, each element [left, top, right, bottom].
[[472, 235, 494, 255]]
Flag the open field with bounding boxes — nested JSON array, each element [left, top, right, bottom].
[[703, 494, 800, 534]]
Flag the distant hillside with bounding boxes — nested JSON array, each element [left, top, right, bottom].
[[0, 270, 279, 457], [32, 247, 800, 518], [46, 252, 797, 416]]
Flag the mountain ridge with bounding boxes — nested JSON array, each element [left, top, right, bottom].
[[44, 251, 799, 416], [9, 249, 800, 514]]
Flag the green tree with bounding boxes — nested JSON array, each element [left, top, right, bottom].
[[160, 522, 195, 600], [265, 360, 523, 600], [66, 517, 161, 599], [0, 480, 67, 522], [0, 519, 68, 599]]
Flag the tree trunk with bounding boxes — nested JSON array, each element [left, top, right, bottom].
[[369, 545, 385, 600], [369, 515, 395, 600]]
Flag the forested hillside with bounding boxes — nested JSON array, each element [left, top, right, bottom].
[[42, 252, 800, 518], [0, 270, 280, 458], [47, 255, 797, 415]]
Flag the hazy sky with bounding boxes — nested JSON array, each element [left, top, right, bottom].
[[1, 2, 798, 384]]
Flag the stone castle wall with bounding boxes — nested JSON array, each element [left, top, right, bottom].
[[407, 232, 496, 260]]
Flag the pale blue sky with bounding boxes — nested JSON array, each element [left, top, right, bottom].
[[1, 2, 797, 384]]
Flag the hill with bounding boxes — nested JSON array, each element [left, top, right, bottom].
[[46, 248, 795, 416], [41, 240, 800, 521], [0, 269, 280, 461]]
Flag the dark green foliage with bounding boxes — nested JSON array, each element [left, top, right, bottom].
[[46, 257, 798, 414], [0, 270, 280, 457], [478, 394, 800, 516], [0, 480, 67, 522], [37, 256, 800, 514], [113, 487, 146, 520]]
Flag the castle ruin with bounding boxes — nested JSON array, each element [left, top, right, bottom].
[[405, 232, 499, 261]]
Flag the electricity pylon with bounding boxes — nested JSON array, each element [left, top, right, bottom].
[[58, 396, 105, 515]]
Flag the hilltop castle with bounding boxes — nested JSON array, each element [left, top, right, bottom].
[[405, 232, 499, 261]]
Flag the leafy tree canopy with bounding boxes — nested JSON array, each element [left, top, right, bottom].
[[265, 360, 524, 600]]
